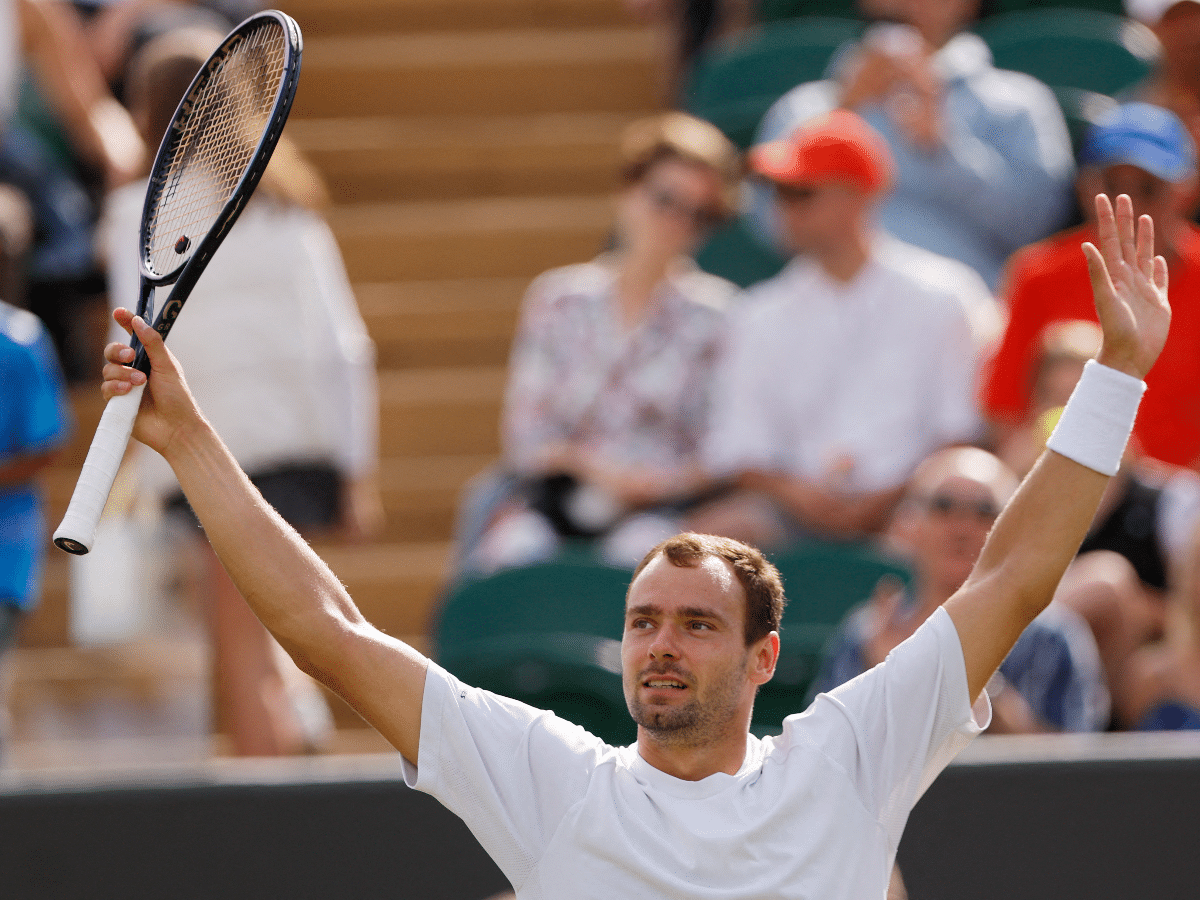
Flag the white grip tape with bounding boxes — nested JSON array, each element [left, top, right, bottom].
[[53, 384, 145, 554], [1045, 359, 1145, 477]]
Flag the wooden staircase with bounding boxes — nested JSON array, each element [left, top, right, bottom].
[[12, 0, 661, 758]]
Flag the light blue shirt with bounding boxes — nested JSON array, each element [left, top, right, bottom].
[[753, 32, 1076, 290]]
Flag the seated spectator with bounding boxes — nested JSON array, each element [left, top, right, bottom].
[[1125, 0, 1200, 216], [994, 317, 1200, 726], [690, 110, 997, 547], [0, 0, 146, 378], [0, 184, 72, 759], [103, 27, 379, 755], [1122, 514, 1200, 730], [811, 446, 1111, 733], [461, 112, 742, 574], [982, 102, 1200, 472], [750, 0, 1075, 290], [623, 0, 753, 105]]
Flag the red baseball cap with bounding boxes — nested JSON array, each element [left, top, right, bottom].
[[749, 109, 893, 194]]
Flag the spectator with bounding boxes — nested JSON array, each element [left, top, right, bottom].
[[69, 0, 252, 102], [994, 317, 1200, 725], [691, 109, 996, 547], [103, 28, 380, 755], [461, 112, 741, 574], [0, 0, 146, 378], [0, 185, 72, 760], [982, 102, 1200, 472], [623, 0, 753, 105], [811, 446, 1110, 733], [1125, 0, 1200, 215], [1122, 514, 1200, 730], [751, 0, 1075, 290]]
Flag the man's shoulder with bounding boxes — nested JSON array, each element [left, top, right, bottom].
[[0, 303, 50, 356], [1172, 223, 1200, 271], [670, 265, 740, 315], [1006, 225, 1091, 284]]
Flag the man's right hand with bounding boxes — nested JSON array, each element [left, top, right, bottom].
[[102, 308, 202, 460]]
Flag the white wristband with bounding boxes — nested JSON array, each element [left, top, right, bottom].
[[1045, 359, 1145, 476]]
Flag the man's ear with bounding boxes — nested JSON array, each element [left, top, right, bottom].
[[750, 631, 781, 686]]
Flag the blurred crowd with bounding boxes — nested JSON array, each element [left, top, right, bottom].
[[460, 0, 1200, 738], [0, 1, 377, 761], [7, 0, 1200, 769]]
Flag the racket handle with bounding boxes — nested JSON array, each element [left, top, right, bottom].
[[53, 384, 145, 555]]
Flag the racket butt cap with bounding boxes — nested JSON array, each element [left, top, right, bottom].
[[54, 535, 90, 556]]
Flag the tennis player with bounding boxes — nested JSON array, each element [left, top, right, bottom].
[[100, 191, 1168, 898]]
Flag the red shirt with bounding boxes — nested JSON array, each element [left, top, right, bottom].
[[982, 223, 1200, 469]]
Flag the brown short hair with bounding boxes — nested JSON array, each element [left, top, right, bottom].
[[630, 533, 786, 645], [619, 113, 743, 221]]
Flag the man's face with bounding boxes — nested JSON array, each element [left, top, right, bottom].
[[862, 0, 980, 47], [908, 473, 1003, 594], [1091, 163, 1184, 228], [621, 555, 768, 747], [772, 179, 866, 257]]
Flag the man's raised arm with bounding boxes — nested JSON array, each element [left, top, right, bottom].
[[101, 308, 429, 762], [944, 193, 1171, 701]]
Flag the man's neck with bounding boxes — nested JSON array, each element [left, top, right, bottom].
[[636, 724, 751, 781], [813, 233, 871, 283]]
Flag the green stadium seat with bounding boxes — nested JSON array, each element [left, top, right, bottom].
[[974, 8, 1160, 97], [433, 553, 634, 744], [756, 0, 859, 23], [685, 17, 861, 149], [981, 0, 1125, 15], [440, 631, 635, 746], [1052, 85, 1119, 155], [434, 553, 631, 650], [753, 539, 911, 731], [695, 215, 787, 288], [434, 540, 911, 743]]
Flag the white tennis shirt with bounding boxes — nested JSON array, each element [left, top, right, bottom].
[[404, 608, 988, 898]]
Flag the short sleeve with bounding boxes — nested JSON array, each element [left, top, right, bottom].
[[0, 312, 71, 456], [798, 608, 989, 847], [404, 663, 610, 891]]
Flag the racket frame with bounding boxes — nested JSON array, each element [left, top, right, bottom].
[[129, 9, 303, 374], [53, 9, 302, 555]]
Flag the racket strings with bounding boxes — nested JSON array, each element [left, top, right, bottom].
[[144, 21, 288, 277]]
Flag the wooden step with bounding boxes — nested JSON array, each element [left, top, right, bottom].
[[281, 0, 635, 36], [289, 112, 635, 203], [378, 453, 497, 542], [356, 277, 525, 368], [293, 28, 658, 119], [328, 194, 612, 281], [378, 365, 506, 458], [313, 540, 454, 637]]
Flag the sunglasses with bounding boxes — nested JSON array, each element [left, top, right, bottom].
[[774, 184, 819, 204], [923, 493, 1000, 523], [645, 184, 724, 230]]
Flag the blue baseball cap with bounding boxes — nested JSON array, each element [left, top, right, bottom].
[[1079, 102, 1197, 183]]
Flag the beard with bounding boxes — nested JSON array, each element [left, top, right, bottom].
[[626, 651, 749, 747]]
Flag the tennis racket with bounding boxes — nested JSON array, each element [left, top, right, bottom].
[[54, 10, 303, 555]]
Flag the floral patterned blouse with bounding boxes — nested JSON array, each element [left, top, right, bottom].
[[502, 256, 736, 478]]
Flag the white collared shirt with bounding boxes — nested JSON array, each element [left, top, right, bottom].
[[702, 235, 993, 493]]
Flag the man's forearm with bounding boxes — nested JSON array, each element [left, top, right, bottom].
[[163, 416, 367, 667]]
